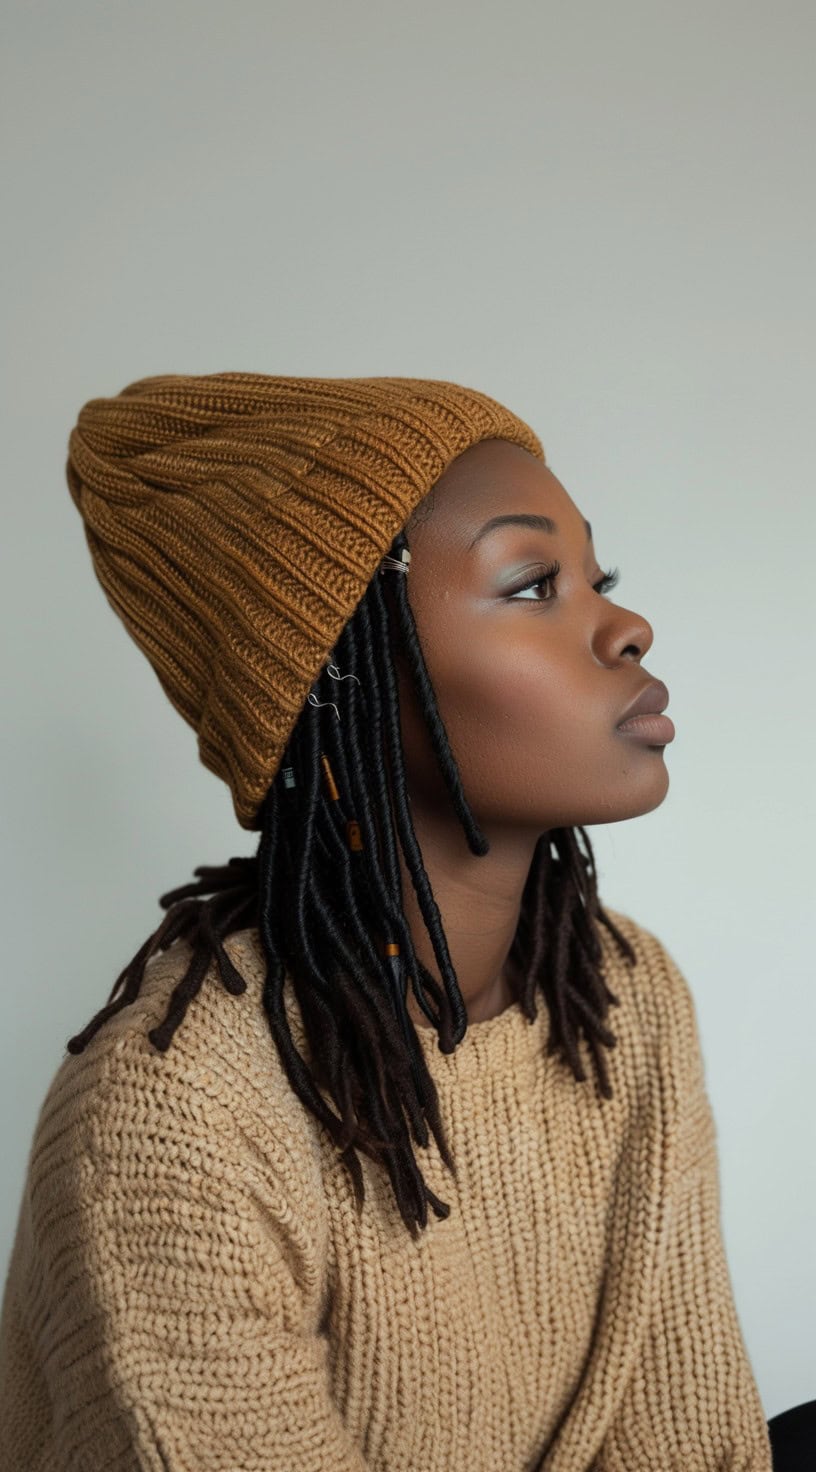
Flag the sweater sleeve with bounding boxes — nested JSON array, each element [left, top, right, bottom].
[[3, 1032, 372, 1472], [594, 940, 773, 1472]]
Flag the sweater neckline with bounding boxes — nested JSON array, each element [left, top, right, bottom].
[[227, 928, 548, 1081], [412, 995, 547, 1080]]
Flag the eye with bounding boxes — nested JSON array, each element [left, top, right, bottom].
[[507, 561, 621, 603]]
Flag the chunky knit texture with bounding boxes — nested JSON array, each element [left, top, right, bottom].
[[65, 373, 545, 830], [0, 909, 772, 1471]]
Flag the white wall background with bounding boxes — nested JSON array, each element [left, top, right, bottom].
[[2, 0, 814, 1424]]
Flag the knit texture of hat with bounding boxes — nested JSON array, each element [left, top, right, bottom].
[[66, 372, 546, 830]]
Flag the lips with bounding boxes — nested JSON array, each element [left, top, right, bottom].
[[616, 678, 670, 728]]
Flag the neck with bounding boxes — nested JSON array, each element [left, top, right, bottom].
[[392, 808, 538, 1029]]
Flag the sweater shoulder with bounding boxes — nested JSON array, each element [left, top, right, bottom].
[[597, 904, 702, 1053], [597, 905, 712, 1164], [31, 928, 326, 1210]]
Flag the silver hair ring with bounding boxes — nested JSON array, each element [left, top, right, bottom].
[[307, 693, 341, 720], [325, 663, 361, 685]]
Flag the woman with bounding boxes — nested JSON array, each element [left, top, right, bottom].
[[0, 373, 799, 1468]]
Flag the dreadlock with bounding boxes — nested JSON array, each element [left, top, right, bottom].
[[66, 523, 637, 1240]]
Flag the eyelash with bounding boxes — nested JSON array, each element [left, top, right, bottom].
[[508, 560, 621, 603]]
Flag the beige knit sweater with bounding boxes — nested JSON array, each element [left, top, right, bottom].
[[0, 909, 772, 1471]]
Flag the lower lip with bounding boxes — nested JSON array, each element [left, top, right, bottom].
[[616, 713, 676, 744]]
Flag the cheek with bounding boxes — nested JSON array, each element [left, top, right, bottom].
[[436, 640, 577, 764], [435, 635, 617, 799], [439, 636, 570, 734]]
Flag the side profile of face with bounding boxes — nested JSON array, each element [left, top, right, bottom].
[[389, 436, 671, 838]]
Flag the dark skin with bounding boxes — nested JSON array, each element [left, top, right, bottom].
[[380, 438, 670, 1030]]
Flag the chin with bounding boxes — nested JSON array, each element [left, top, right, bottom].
[[565, 760, 671, 828], [612, 760, 671, 822]]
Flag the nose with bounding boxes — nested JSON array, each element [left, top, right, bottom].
[[607, 602, 654, 663]]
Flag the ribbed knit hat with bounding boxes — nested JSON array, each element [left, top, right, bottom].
[[66, 372, 546, 830]]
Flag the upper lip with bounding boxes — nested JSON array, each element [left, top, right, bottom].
[[616, 678, 670, 727]]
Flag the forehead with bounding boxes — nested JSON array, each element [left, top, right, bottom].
[[409, 438, 579, 547]]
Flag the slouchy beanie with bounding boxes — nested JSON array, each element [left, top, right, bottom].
[[66, 372, 546, 830]]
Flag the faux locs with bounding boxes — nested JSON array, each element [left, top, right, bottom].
[[66, 524, 636, 1240]]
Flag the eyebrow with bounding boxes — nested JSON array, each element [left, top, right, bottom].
[[468, 513, 593, 550]]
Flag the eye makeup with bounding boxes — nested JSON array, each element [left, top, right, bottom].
[[505, 561, 621, 603]]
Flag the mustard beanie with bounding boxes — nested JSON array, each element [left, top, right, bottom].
[[66, 372, 546, 830]]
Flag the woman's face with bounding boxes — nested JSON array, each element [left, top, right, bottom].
[[388, 437, 671, 836]]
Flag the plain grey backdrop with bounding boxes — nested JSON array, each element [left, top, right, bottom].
[[2, 0, 814, 1423]]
